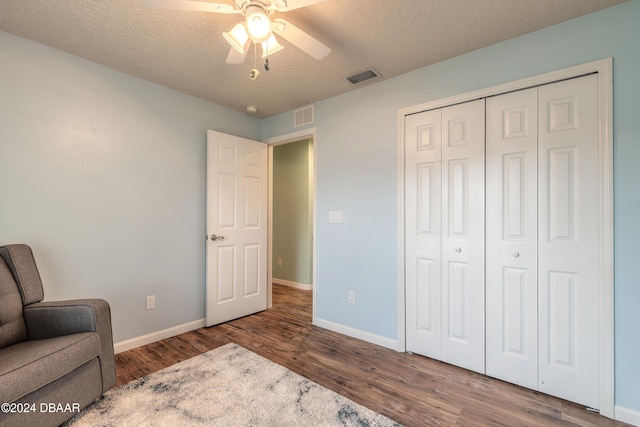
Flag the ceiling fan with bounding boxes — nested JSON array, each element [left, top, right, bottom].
[[141, 0, 331, 64]]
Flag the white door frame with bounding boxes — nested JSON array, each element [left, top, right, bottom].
[[397, 58, 614, 416], [263, 128, 318, 324]]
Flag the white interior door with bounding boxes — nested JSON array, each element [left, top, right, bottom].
[[405, 108, 443, 359], [440, 100, 485, 374], [486, 87, 539, 389], [537, 74, 600, 409], [206, 130, 268, 326]]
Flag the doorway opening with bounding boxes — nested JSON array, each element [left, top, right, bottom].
[[265, 128, 317, 324]]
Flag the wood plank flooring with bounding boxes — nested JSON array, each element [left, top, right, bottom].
[[115, 284, 629, 427]]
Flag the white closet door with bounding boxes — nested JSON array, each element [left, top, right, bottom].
[[486, 88, 539, 389], [406, 72, 604, 409], [538, 74, 600, 409], [441, 100, 485, 374], [405, 109, 443, 359]]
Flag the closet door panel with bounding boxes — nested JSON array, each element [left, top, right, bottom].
[[486, 88, 538, 389], [405, 109, 443, 359], [441, 99, 485, 374], [538, 74, 600, 409]]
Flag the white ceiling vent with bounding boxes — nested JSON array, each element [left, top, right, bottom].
[[294, 105, 314, 127], [346, 68, 382, 85]]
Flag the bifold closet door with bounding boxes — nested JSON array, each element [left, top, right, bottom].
[[405, 108, 443, 360], [440, 100, 485, 373], [486, 87, 539, 390], [537, 74, 600, 409], [405, 100, 485, 374], [486, 74, 600, 409]]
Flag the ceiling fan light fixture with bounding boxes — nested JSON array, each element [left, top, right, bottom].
[[223, 23, 249, 54], [261, 34, 283, 58], [245, 5, 272, 43]]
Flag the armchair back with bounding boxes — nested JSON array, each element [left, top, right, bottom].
[[0, 256, 27, 349], [0, 244, 45, 305]]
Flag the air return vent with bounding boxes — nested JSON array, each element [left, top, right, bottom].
[[346, 68, 382, 85], [294, 105, 314, 127]]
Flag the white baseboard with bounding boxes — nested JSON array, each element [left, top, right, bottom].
[[113, 319, 205, 354], [314, 317, 399, 351], [616, 405, 640, 426], [272, 278, 312, 291]]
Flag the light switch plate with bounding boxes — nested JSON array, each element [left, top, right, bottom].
[[146, 295, 155, 310], [329, 211, 343, 223]]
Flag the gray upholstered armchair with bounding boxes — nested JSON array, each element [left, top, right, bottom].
[[0, 244, 115, 427]]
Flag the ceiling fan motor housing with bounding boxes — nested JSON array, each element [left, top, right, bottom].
[[235, 0, 275, 14]]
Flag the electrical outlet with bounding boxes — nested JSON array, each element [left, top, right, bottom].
[[146, 295, 155, 310], [348, 291, 355, 304], [277, 258, 283, 267]]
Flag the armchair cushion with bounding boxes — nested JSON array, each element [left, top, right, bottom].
[[0, 258, 27, 349], [0, 332, 100, 404]]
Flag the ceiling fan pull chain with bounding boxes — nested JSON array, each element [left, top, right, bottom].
[[264, 37, 270, 71], [249, 43, 260, 80]]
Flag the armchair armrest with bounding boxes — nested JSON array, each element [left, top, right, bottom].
[[23, 299, 116, 392]]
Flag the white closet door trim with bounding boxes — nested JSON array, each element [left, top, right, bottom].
[[397, 58, 613, 417]]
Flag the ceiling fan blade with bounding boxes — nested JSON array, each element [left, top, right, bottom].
[[270, 0, 327, 12], [226, 45, 249, 64], [140, 0, 240, 14], [272, 18, 330, 60]]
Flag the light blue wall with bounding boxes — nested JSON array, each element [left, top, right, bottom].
[[261, 1, 640, 413], [0, 31, 260, 343]]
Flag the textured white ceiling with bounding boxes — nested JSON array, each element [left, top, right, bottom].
[[0, 0, 627, 117]]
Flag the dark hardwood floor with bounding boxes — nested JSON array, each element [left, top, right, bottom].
[[115, 284, 628, 427]]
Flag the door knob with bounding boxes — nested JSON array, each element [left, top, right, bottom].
[[210, 234, 225, 241], [455, 247, 462, 253], [512, 251, 520, 257]]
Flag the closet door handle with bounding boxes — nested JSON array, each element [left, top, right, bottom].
[[512, 251, 520, 258], [454, 247, 462, 253]]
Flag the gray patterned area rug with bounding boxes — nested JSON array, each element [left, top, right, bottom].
[[64, 343, 402, 426]]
